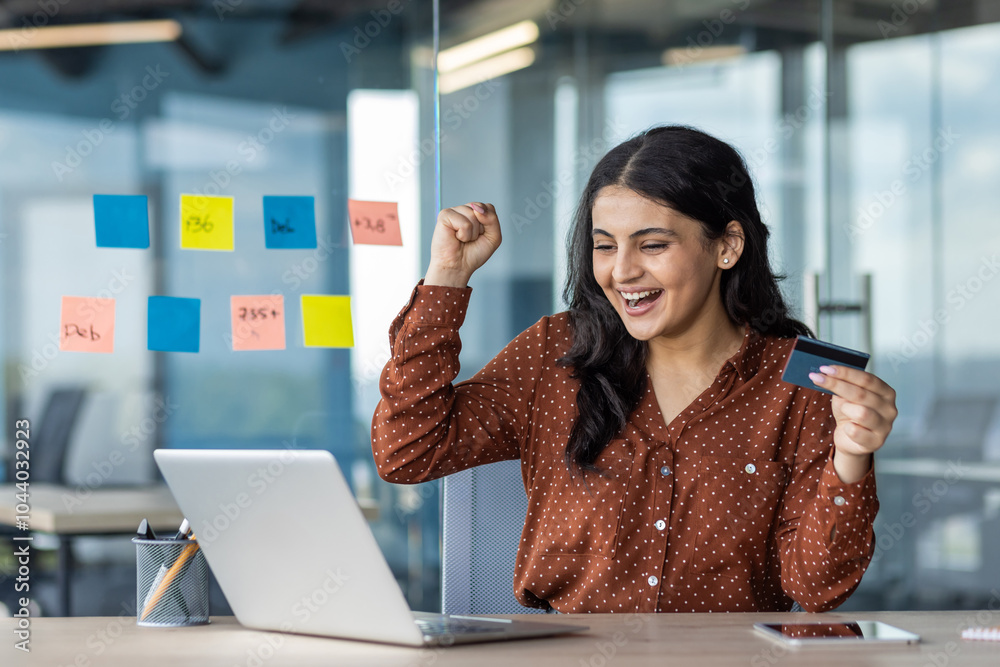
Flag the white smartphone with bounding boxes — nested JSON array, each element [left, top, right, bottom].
[[754, 621, 921, 645]]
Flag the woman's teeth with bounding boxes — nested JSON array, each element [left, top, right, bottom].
[[621, 290, 660, 308]]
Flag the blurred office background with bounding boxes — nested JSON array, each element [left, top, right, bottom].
[[0, 0, 998, 616]]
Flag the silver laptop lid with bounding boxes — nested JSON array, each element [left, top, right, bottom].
[[154, 448, 425, 646]]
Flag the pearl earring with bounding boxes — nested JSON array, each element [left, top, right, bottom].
[[723, 258, 730, 264]]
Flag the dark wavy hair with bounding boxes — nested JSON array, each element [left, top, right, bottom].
[[559, 125, 812, 473]]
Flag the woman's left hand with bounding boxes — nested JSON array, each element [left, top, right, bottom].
[[809, 365, 898, 484]]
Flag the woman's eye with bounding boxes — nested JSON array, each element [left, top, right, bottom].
[[593, 244, 615, 252], [642, 243, 669, 251]]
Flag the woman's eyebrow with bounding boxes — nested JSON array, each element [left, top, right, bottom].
[[591, 227, 679, 238]]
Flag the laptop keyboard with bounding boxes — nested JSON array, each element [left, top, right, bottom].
[[414, 616, 508, 637]]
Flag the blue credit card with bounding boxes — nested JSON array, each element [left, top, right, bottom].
[[780, 336, 870, 395]]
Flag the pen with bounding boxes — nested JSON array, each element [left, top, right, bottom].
[[136, 518, 157, 540], [139, 520, 200, 622], [174, 518, 191, 540]]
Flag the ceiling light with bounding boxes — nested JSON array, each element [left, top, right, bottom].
[[662, 44, 747, 67], [0, 19, 182, 52], [438, 20, 539, 73], [439, 46, 535, 95]]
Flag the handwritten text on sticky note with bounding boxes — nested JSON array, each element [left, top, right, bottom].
[[231, 295, 286, 351], [301, 295, 354, 348], [347, 199, 402, 246], [60, 296, 115, 353], [263, 196, 317, 249], [180, 194, 234, 251], [59, 296, 115, 354]]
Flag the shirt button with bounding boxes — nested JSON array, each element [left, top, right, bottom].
[[659, 466, 672, 476], [744, 463, 756, 474], [648, 575, 659, 586], [834, 495, 846, 506], [654, 519, 666, 531]]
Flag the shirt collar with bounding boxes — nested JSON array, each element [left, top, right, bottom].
[[723, 323, 766, 383]]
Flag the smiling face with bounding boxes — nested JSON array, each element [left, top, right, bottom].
[[591, 185, 731, 343]]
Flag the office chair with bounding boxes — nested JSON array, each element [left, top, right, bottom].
[[441, 459, 544, 615], [5, 387, 87, 484]]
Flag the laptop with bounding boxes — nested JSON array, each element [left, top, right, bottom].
[[153, 448, 587, 646]]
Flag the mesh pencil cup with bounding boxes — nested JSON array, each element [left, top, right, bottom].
[[133, 536, 210, 627]]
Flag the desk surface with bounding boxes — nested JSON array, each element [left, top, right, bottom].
[[3, 611, 998, 666], [0, 483, 378, 534]]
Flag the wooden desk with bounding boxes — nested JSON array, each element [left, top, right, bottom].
[[0, 484, 378, 616], [2, 611, 998, 666]]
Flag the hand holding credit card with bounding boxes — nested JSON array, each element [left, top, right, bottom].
[[781, 336, 870, 395]]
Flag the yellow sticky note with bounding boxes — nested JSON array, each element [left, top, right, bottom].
[[301, 295, 354, 348], [180, 194, 234, 251]]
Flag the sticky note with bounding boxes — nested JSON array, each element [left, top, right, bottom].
[[231, 295, 286, 351], [347, 199, 402, 246], [93, 195, 150, 248], [263, 196, 318, 249], [301, 295, 354, 348], [148, 296, 201, 353], [60, 296, 115, 353], [180, 194, 234, 251]]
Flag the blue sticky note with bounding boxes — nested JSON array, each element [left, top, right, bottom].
[[262, 196, 318, 249], [147, 296, 201, 353], [94, 194, 150, 248]]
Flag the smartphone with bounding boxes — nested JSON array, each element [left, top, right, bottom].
[[754, 621, 921, 645]]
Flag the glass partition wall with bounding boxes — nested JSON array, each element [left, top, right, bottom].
[[438, 0, 1000, 613], [1, 0, 998, 616]]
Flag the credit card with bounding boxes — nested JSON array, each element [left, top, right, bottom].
[[780, 336, 870, 395]]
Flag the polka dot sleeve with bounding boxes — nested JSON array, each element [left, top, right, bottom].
[[371, 283, 547, 484], [775, 391, 879, 612]]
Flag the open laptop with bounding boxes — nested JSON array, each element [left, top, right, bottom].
[[153, 448, 587, 646]]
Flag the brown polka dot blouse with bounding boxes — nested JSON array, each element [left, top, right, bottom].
[[372, 284, 879, 613]]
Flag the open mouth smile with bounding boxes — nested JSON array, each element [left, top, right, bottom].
[[619, 289, 663, 313]]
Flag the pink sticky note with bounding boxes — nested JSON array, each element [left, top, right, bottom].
[[60, 296, 115, 354], [347, 199, 403, 246], [231, 295, 286, 351]]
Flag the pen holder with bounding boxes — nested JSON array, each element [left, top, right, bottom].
[[133, 536, 210, 627]]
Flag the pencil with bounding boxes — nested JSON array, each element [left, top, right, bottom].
[[139, 533, 200, 622]]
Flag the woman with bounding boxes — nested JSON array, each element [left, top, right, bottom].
[[372, 126, 895, 613]]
